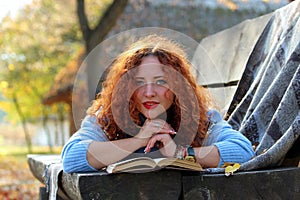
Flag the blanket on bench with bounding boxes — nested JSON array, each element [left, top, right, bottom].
[[224, 0, 300, 172]]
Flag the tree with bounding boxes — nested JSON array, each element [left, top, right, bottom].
[[0, 0, 82, 151], [76, 0, 129, 100], [0, 0, 128, 150]]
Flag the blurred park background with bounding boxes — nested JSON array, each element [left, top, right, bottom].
[[0, 0, 293, 199]]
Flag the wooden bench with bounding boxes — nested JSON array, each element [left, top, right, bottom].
[[27, 154, 300, 200], [27, 2, 300, 200]]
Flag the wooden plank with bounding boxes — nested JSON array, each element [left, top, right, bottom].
[[27, 154, 182, 200], [183, 167, 300, 200], [28, 154, 300, 200], [27, 154, 61, 183]]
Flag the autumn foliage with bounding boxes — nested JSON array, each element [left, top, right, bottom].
[[0, 155, 41, 200]]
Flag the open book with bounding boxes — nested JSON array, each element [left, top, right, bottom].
[[106, 157, 203, 173]]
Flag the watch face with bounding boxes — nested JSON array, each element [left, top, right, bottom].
[[187, 147, 195, 156]]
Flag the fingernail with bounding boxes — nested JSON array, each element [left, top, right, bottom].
[[144, 148, 148, 154]]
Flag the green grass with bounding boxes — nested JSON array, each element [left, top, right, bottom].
[[0, 145, 62, 157]]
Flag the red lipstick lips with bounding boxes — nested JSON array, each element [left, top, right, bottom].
[[143, 101, 159, 109]]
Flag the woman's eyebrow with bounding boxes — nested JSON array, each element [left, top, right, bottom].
[[135, 75, 164, 79], [135, 77, 145, 79], [154, 75, 165, 79]]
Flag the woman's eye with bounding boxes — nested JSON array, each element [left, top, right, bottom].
[[156, 79, 167, 85], [136, 80, 145, 86]]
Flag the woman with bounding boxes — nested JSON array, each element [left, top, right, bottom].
[[61, 35, 254, 173]]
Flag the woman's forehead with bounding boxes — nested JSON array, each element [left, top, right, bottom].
[[140, 55, 161, 64], [135, 63, 165, 78]]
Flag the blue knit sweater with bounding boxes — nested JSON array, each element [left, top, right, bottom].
[[61, 110, 254, 173]]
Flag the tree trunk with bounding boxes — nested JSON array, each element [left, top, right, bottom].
[[42, 108, 53, 152], [57, 104, 66, 145], [77, 0, 129, 101], [12, 92, 32, 153]]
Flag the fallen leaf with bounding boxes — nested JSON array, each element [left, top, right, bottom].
[[222, 162, 235, 167], [225, 163, 240, 176]]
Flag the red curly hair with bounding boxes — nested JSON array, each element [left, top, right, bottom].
[[87, 35, 213, 147]]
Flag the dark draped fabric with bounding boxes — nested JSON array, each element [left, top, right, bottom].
[[223, 1, 300, 172]]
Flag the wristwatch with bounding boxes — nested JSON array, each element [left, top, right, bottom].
[[184, 146, 196, 162]]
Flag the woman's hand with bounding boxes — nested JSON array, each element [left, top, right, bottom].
[[144, 133, 177, 157], [135, 119, 176, 143]]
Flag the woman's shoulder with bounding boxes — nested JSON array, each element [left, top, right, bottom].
[[72, 114, 109, 141], [206, 109, 234, 134], [207, 109, 223, 124], [204, 109, 243, 145], [81, 114, 98, 126]]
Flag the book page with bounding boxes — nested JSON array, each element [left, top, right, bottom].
[[155, 158, 203, 171], [106, 157, 203, 173], [106, 157, 157, 173]]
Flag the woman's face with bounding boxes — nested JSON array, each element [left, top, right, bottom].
[[132, 56, 175, 119]]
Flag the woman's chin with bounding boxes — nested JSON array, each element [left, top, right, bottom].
[[141, 105, 168, 120], [143, 109, 167, 120], [144, 112, 160, 119]]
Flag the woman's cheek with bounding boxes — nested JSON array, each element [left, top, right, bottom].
[[132, 92, 142, 111], [165, 90, 175, 103]]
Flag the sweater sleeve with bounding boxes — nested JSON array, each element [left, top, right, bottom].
[[61, 115, 108, 173], [204, 110, 255, 167]]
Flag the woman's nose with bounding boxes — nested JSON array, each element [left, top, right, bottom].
[[144, 83, 156, 97]]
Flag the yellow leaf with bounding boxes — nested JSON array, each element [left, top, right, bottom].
[[225, 163, 240, 176], [232, 163, 240, 169], [222, 162, 235, 167]]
